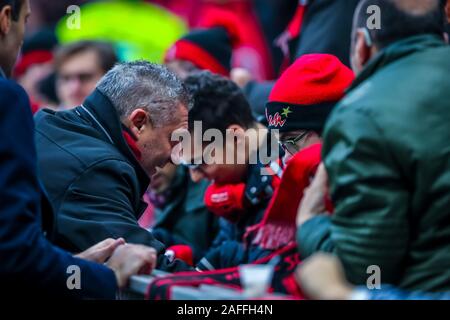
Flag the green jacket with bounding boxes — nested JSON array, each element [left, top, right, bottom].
[[297, 35, 450, 292]]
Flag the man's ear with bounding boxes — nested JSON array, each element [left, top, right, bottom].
[[0, 5, 12, 36], [354, 29, 372, 71], [127, 108, 151, 136]]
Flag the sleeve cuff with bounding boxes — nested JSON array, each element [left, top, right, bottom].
[[296, 215, 334, 259]]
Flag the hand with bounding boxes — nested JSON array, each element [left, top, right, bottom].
[[296, 163, 328, 227], [74, 238, 125, 263], [295, 253, 354, 300], [107, 244, 157, 288], [230, 68, 253, 88]]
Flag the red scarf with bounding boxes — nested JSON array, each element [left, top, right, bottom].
[[122, 129, 142, 160], [244, 143, 322, 250]]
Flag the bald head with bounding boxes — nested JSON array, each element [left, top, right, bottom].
[[353, 0, 446, 49]]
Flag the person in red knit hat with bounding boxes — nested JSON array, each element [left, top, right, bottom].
[[245, 54, 354, 252], [192, 55, 354, 270], [265, 53, 355, 165], [164, 9, 242, 79]]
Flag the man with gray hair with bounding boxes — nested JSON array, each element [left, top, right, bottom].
[[35, 61, 192, 271]]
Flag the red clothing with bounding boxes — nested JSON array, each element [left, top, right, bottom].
[[151, 0, 275, 80], [245, 143, 322, 250]]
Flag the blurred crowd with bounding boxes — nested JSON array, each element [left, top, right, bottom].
[[1, 0, 450, 300]]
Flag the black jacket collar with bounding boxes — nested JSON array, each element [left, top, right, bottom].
[[82, 89, 150, 194]]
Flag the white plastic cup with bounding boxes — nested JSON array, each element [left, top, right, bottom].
[[238, 264, 274, 298]]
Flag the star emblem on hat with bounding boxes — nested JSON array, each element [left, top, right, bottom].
[[281, 107, 292, 118]]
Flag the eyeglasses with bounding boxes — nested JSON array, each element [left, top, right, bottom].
[[279, 131, 309, 155]]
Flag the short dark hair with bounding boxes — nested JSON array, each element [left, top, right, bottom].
[[0, 0, 23, 21], [184, 71, 256, 133], [55, 40, 118, 73], [355, 0, 446, 49]]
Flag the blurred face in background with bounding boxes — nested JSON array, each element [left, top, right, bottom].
[[149, 163, 178, 194], [56, 49, 105, 109], [17, 61, 53, 101], [166, 59, 200, 80]]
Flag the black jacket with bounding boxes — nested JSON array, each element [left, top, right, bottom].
[[35, 89, 191, 272], [35, 89, 162, 252], [290, 0, 359, 67], [152, 166, 219, 262], [0, 78, 117, 299]]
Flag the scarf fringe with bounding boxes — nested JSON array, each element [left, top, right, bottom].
[[250, 223, 296, 250]]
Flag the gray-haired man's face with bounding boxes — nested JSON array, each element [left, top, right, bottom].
[[126, 103, 189, 177]]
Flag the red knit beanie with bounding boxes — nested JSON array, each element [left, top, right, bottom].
[[266, 54, 354, 133]]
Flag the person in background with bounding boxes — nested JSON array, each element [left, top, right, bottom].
[[234, 0, 360, 120], [296, 0, 450, 292], [55, 40, 118, 109], [0, 0, 157, 299], [148, 163, 219, 263], [296, 254, 450, 300], [164, 9, 241, 79], [13, 27, 58, 112], [154, 0, 298, 81]]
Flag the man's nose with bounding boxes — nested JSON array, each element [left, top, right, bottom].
[[189, 169, 206, 183]]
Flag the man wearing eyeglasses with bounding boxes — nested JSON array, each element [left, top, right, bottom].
[[266, 54, 354, 165], [182, 72, 283, 270], [278, 130, 320, 166]]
